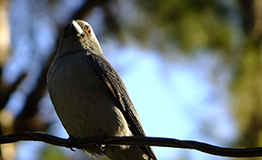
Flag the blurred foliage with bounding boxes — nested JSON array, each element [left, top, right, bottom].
[[137, 0, 262, 147], [0, 0, 262, 159], [133, 0, 236, 53], [40, 146, 71, 160]]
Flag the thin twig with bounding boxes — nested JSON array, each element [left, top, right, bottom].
[[0, 131, 262, 158]]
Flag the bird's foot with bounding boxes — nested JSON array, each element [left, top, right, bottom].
[[66, 136, 76, 151], [96, 132, 106, 152]]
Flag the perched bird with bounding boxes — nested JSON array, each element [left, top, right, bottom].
[[47, 20, 157, 160]]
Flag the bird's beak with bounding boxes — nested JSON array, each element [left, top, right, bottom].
[[72, 20, 83, 35]]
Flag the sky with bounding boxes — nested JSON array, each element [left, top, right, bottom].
[[5, 0, 240, 159], [104, 43, 238, 160]]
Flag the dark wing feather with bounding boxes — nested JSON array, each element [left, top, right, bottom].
[[85, 53, 157, 160]]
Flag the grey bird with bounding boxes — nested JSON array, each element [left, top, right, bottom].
[[47, 20, 157, 160]]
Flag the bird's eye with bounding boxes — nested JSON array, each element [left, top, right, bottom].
[[87, 28, 92, 35]]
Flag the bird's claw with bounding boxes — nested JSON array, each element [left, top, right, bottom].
[[96, 132, 106, 152], [66, 136, 76, 151]]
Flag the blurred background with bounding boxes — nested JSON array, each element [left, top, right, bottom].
[[0, 0, 262, 159]]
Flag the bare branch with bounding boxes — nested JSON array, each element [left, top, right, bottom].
[[1, 131, 262, 158]]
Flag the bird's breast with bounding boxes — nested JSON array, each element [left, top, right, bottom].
[[47, 52, 131, 139]]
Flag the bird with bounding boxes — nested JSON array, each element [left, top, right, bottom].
[[47, 20, 157, 160]]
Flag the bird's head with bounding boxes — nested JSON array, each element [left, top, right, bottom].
[[57, 20, 103, 56]]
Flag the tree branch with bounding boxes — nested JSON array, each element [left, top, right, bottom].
[[0, 131, 262, 158]]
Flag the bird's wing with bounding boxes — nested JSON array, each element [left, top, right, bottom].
[[85, 52, 157, 160]]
